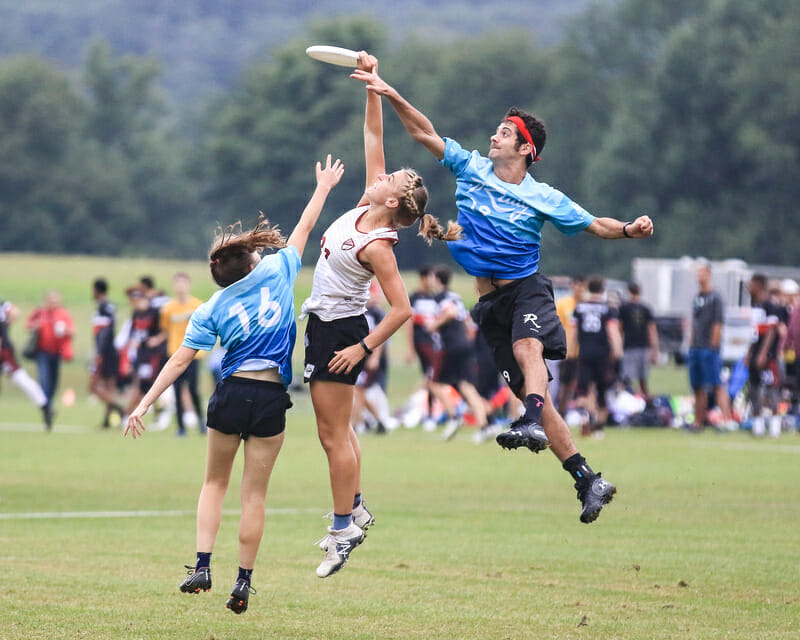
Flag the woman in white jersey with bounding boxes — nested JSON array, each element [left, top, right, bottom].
[[124, 156, 344, 614], [303, 53, 460, 579]]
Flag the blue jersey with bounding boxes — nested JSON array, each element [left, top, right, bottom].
[[440, 137, 595, 279], [182, 246, 302, 386]]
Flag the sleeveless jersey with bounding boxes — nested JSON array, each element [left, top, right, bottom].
[[440, 137, 595, 279], [301, 206, 398, 322], [182, 246, 302, 386]]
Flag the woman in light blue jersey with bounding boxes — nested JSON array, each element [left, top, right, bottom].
[[124, 155, 344, 614]]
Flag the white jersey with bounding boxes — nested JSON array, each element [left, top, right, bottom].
[[301, 206, 398, 322]]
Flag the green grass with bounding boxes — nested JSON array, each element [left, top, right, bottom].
[[2, 393, 800, 639], [2, 253, 799, 638]]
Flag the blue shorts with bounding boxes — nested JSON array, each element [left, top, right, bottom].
[[688, 348, 721, 390]]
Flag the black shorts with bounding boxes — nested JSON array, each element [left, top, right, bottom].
[[577, 356, 616, 408], [98, 349, 119, 380], [414, 340, 442, 380], [206, 377, 292, 440], [559, 358, 578, 385], [471, 273, 565, 396], [304, 313, 369, 386], [436, 347, 477, 388]]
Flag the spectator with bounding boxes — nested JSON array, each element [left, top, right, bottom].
[[782, 279, 800, 401], [406, 265, 444, 430], [746, 273, 787, 437], [555, 275, 585, 415], [429, 265, 488, 440], [25, 290, 75, 415], [571, 276, 623, 437], [687, 263, 734, 432], [0, 300, 52, 429], [618, 281, 659, 399], [122, 284, 163, 423], [159, 272, 205, 436], [90, 278, 124, 427]]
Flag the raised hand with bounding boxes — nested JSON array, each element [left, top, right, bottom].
[[316, 154, 345, 190]]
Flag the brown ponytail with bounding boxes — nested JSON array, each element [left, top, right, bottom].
[[418, 213, 463, 245], [395, 168, 462, 244], [208, 213, 287, 287]]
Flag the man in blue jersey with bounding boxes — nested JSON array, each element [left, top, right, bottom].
[[353, 64, 653, 523]]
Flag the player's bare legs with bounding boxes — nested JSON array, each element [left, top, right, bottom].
[[197, 430, 240, 552], [311, 381, 359, 517]]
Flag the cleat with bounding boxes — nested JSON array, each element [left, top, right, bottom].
[[495, 418, 550, 453], [441, 418, 461, 441], [179, 565, 211, 593], [226, 579, 255, 614], [353, 501, 375, 531], [316, 523, 365, 578], [576, 473, 617, 524], [319, 504, 374, 551], [42, 404, 54, 431]]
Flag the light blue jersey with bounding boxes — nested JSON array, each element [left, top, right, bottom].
[[183, 246, 302, 386], [440, 138, 596, 279]]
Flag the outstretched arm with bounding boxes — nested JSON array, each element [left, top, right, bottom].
[[351, 65, 446, 160], [286, 155, 345, 258], [124, 345, 197, 439], [359, 52, 385, 196], [585, 215, 654, 239]]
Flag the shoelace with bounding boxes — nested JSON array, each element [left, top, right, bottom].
[[183, 564, 208, 576], [234, 580, 256, 596], [314, 535, 331, 547]]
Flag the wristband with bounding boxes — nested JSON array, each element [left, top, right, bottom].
[[359, 339, 373, 355], [622, 222, 633, 238]]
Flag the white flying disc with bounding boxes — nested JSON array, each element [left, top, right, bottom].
[[306, 45, 359, 67]]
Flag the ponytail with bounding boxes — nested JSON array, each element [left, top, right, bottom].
[[418, 213, 463, 245]]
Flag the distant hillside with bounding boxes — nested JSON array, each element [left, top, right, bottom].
[[0, 0, 593, 102]]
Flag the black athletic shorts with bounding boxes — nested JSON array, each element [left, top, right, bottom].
[[471, 273, 566, 397], [413, 340, 442, 381], [206, 376, 292, 440], [577, 356, 616, 408], [436, 347, 477, 388], [303, 312, 369, 386]]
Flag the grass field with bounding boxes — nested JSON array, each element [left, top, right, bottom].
[[2, 254, 800, 639]]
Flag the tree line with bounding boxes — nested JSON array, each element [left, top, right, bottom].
[[1, 0, 797, 277]]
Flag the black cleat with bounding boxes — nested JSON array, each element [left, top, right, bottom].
[[42, 404, 53, 431], [576, 474, 617, 524], [226, 579, 255, 614], [495, 418, 550, 453], [179, 565, 211, 593]]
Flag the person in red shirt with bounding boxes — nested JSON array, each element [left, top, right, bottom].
[[25, 291, 75, 415]]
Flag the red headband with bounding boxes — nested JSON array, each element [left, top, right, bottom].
[[506, 116, 538, 161]]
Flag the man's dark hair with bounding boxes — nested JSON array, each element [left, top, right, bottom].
[[419, 265, 433, 277], [751, 273, 768, 289], [139, 276, 155, 290], [504, 107, 546, 167], [628, 281, 641, 296], [434, 265, 452, 287], [587, 276, 605, 294], [93, 278, 108, 295]]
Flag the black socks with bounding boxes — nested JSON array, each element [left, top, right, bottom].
[[523, 394, 545, 423], [563, 453, 595, 484]]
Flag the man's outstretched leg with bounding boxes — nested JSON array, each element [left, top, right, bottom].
[[540, 394, 616, 523]]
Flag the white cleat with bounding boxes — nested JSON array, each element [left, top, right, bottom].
[[315, 523, 365, 578]]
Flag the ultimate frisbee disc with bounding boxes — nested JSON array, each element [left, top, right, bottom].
[[306, 45, 359, 67]]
